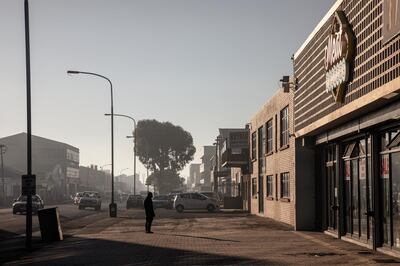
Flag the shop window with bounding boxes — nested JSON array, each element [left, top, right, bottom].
[[266, 119, 273, 154], [251, 178, 257, 198], [387, 131, 400, 149], [280, 106, 289, 147], [280, 173, 290, 198], [267, 175, 273, 197]]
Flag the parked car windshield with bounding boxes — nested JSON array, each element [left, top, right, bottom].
[[201, 192, 215, 198], [191, 193, 207, 200], [82, 192, 99, 198], [17, 195, 41, 202], [154, 195, 167, 200], [128, 195, 143, 200]]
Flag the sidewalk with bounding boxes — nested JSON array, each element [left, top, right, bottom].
[[2, 210, 399, 265]]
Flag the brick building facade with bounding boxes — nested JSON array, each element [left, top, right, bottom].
[[249, 88, 296, 227], [293, 0, 400, 254]]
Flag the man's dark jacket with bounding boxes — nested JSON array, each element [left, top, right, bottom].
[[144, 197, 155, 217]]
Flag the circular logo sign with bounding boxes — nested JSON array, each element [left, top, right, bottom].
[[324, 11, 355, 103]]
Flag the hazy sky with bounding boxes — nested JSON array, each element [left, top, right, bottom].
[[0, 0, 335, 178]]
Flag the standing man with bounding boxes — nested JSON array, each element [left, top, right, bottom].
[[144, 192, 155, 233]]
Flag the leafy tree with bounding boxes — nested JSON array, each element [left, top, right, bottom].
[[147, 169, 184, 194], [136, 119, 195, 192]]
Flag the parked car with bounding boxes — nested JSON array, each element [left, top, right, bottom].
[[73, 192, 84, 205], [200, 191, 223, 207], [173, 192, 219, 213], [78, 191, 102, 211], [153, 195, 172, 209], [126, 195, 144, 209], [12, 194, 44, 214], [200, 191, 220, 201]]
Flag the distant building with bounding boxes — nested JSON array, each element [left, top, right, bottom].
[[214, 128, 249, 197], [199, 146, 214, 191], [0, 133, 79, 203], [79, 165, 110, 194], [0, 166, 23, 205], [188, 163, 200, 191]]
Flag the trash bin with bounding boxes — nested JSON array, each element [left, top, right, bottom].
[[109, 202, 117, 217], [37, 207, 63, 242]]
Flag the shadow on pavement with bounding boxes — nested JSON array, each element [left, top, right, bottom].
[[0, 229, 21, 240], [156, 232, 241, 243], [4, 236, 273, 266]]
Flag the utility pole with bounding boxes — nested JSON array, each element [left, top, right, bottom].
[[146, 166, 149, 192], [24, 0, 35, 250], [0, 144, 6, 205]]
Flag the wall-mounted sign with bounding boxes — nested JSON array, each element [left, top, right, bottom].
[[383, 0, 400, 44], [324, 11, 355, 103], [22, 174, 36, 196]]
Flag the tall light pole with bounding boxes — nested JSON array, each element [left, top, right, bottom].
[[67, 70, 117, 217], [0, 144, 6, 205], [24, 0, 35, 250], [104, 113, 137, 195]]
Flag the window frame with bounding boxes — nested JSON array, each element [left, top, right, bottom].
[[251, 177, 257, 198], [251, 132, 257, 160], [266, 119, 273, 154], [280, 106, 289, 147], [266, 175, 273, 197], [280, 172, 290, 199]]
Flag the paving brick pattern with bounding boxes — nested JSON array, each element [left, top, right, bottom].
[[4, 209, 400, 265]]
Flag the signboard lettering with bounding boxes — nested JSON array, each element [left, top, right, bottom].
[[324, 11, 355, 103]]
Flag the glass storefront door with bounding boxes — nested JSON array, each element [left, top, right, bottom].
[[343, 137, 372, 242], [326, 145, 338, 231], [380, 129, 400, 250]]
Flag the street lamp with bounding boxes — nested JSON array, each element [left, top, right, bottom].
[[0, 144, 7, 205], [101, 164, 111, 171], [120, 168, 129, 175], [104, 113, 137, 195], [67, 70, 117, 217]]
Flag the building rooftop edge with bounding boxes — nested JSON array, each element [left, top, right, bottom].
[[293, 0, 343, 60], [0, 132, 79, 151], [249, 87, 284, 123]]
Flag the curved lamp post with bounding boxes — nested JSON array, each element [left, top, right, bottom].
[[104, 113, 137, 195], [120, 167, 129, 175], [67, 70, 117, 217]]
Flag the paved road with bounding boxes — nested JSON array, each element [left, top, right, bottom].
[[2, 208, 400, 265], [0, 203, 112, 240]]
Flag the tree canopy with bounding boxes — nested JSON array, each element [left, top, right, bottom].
[[135, 119, 195, 192], [147, 169, 184, 194]]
